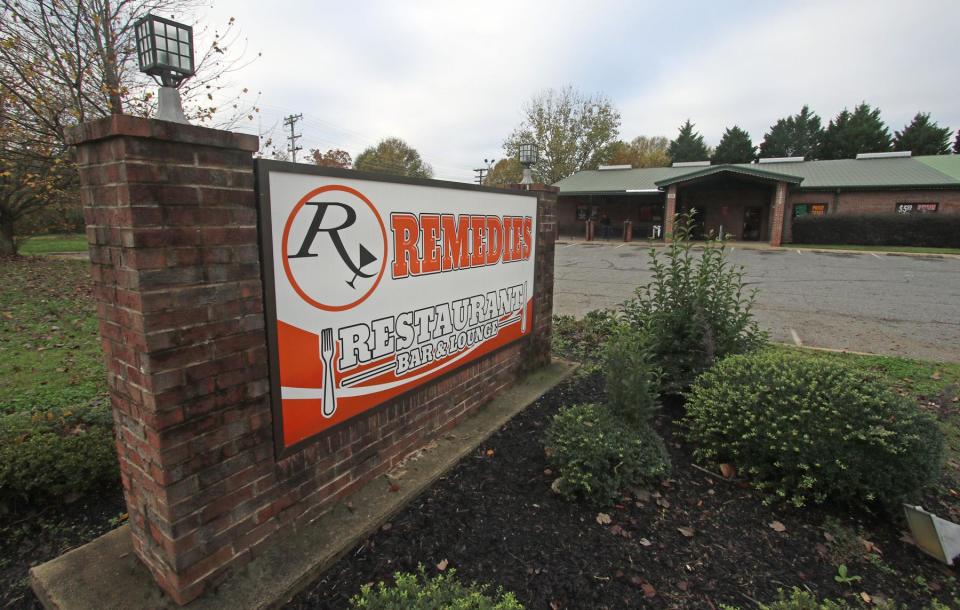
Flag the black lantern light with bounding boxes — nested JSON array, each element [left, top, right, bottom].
[[134, 14, 195, 123], [519, 142, 538, 185]]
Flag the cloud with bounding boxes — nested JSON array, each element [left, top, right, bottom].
[[200, 0, 960, 181]]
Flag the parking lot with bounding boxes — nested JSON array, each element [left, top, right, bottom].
[[554, 242, 960, 363]]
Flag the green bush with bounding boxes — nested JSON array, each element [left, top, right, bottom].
[[792, 213, 960, 248], [0, 401, 118, 510], [545, 403, 670, 504], [622, 212, 766, 392], [683, 350, 945, 509], [350, 565, 523, 609], [602, 325, 661, 427], [551, 309, 619, 365]]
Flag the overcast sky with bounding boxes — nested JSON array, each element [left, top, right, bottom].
[[201, 0, 960, 182]]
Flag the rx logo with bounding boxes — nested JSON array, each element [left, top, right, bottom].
[[281, 185, 387, 311]]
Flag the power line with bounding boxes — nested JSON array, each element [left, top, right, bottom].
[[283, 113, 303, 162], [474, 158, 495, 185]]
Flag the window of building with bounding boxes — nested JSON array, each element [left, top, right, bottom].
[[576, 204, 589, 221], [896, 202, 938, 214], [793, 203, 827, 218]]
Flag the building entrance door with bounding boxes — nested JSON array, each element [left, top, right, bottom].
[[742, 206, 763, 240]]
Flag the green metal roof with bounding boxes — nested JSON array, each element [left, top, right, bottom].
[[915, 154, 960, 180], [554, 155, 960, 194], [653, 164, 803, 187]]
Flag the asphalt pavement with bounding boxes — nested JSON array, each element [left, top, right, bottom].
[[553, 242, 960, 363]]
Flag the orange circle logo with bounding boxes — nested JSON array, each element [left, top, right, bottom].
[[281, 185, 388, 311]]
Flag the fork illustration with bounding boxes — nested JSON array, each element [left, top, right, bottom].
[[320, 328, 337, 418]]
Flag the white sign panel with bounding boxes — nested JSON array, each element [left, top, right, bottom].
[[257, 163, 538, 454]]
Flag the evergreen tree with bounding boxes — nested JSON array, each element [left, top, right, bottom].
[[893, 113, 951, 155], [819, 103, 892, 159], [712, 126, 756, 164], [953, 129, 960, 154], [758, 105, 823, 159], [668, 120, 710, 163]]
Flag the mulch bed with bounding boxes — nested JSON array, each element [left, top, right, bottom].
[[0, 489, 125, 609], [288, 371, 959, 609]]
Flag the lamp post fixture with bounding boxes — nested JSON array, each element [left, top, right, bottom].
[[134, 14, 196, 124], [519, 142, 538, 186]]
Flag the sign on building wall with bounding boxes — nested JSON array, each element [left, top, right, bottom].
[[256, 162, 538, 455]]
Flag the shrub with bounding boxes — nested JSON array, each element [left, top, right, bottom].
[[350, 565, 523, 609], [551, 309, 619, 365], [0, 401, 118, 510], [545, 403, 670, 504], [792, 213, 960, 248], [602, 325, 661, 427], [683, 350, 945, 509], [622, 212, 766, 392]]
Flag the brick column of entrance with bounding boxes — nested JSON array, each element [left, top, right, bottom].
[[70, 116, 267, 603], [664, 184, 678, 240], [769, 181, 788, 247]]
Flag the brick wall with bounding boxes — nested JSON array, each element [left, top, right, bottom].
[[783, 188, 960, 242], [70, 116, 555, 604]]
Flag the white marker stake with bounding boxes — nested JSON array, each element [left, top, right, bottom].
[[520, 282, 528, 334], [789, 328, 803, 347]]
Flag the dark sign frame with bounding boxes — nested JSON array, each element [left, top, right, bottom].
[[254, 160, 539, 459]]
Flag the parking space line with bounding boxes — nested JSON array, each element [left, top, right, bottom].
[[796, 249, 802, 254], [870, 253, 882, 259], [561, 243, 576, 248], [615, 244, 626, 249]]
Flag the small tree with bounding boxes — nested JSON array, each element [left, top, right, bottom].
[[309, 148, 352, 169], [893, 113, 952, 155], [602, 136, 671, 168], [819, 103, 892, 159], [484, 158, 522, 186], [954, 129, 960, 154], [354, 138, 433, 178], [503, 86, 621, 184], [668, 120, 709, 163], [711, 126, 756, 164], [758, 105, 823, 159], [622, 212, 767, 391]]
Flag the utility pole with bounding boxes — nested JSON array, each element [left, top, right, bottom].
[[474, 158, 495, 185], [284, 113, 303, 162]]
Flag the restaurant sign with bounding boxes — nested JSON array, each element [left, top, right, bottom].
[[256, 162, 538, 455]]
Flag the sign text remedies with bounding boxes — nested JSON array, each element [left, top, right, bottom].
[[258, 164, 538, 454]]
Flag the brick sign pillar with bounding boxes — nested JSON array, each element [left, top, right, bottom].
[[769, 180, 788, 247], [69, 116, 557, 605], [70, 116, 267, 603], [664, 184, 678, 240]]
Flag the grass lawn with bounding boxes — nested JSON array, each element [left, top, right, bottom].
[[790, 243, 960, 255], [0, 257, 105, 415], [17, 233, 88, 255]]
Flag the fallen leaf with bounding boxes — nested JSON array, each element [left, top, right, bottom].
[[677, 526, 695, 538], [642, 583, 657, 599], [719, 463, 736, 479], [932, 371, 941, 380], [544, 468, 553, 476], [815, 543, 829, 557], [436, 558, 448, 571], [388, 481, 401, 493], [629, 575, 644, 586], [860, 538, 881, 555], [596, 512, 612, 525], [610, 524, 632, 539], [639, 538, 652, 547], [823, 531, 836, 543], [346, 501, 355, 512], [860, 592, 872, 604], [486, 448, 495, 457], [677, 580, 690, 591], [551, 478, 563, 494], [550, 600, 562, 610], [770, 521, 787, 533], [381, 522, 392, 532], [656, 497, 671, 509]]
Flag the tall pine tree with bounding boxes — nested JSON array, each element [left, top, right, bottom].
[[893, 113, 951, 155], [712, 126, 756, 164], [758, 105, 823, 159], [668, 120, 710, 163], [953, 129, 960, 154], [819, 103, 892, 159]]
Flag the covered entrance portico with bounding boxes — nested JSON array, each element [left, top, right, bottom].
[[656, 166, 802, 246]]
